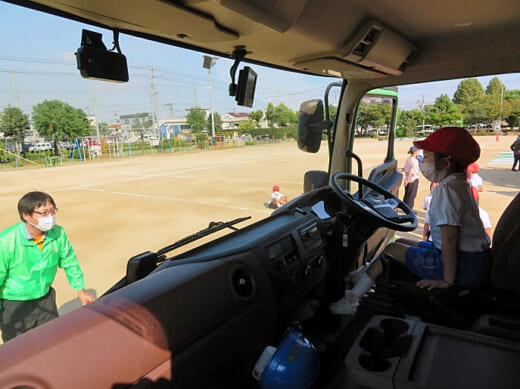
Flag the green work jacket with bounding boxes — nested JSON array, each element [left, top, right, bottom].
[[0, 222, 85, 301]]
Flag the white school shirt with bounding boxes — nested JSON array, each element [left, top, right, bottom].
[[425, 206, 491, 241], [428, 173, 489, 252], [469, 173, 483, 188], [269, 191, 284, 203], [422, 193, 432, 211]]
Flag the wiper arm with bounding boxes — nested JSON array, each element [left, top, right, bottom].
[[157, 216, 251, 258], [103, 216, 252, 297]]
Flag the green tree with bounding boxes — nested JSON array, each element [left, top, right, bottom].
[[427, 94, 462, 127], [207, 112, 222, 133], [186, 108, 207, 133], [463, 101, 488, 127], [272, 103, 297, 127], [32, 100, 89, 155], [248, 110, 263, 127], [0, 106, 29, 154], [129, 113, 153, 153], [486, 77, 505, 96], [238, 120, 255, 131], [453, 78, 485, 105], [504, 90, 520, 130], [356, 103, 391, 136], [130, 113, 153, 132], [32, 100, 89, 141], [265, 103, 275, 126], [328, 105, 338, 121], [397, 109, 425, 136], [99, 122, 110, 136], [483, 94, 512, 122]]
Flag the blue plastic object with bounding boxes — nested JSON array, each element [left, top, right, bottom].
[[259, 330, 320, 389]]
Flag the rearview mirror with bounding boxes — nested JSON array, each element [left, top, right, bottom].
[[297, 99, 331, 153], [235, 66, 257, 107]]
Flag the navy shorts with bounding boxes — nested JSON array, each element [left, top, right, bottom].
[[405, 241, 491, 289]]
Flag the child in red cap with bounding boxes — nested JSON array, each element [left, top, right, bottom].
[[268, 185, 288, 209], [330, 127, 492, 315]]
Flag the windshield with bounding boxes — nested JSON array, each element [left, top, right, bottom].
[[0, 2, 338, 300]]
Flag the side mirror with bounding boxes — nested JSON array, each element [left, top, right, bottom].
[[297, 100, 331, 153]]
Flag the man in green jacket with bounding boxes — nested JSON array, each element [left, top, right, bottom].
[[0, 191, 94, 342]]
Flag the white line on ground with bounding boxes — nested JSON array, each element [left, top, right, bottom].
[[63, 161, 249, 190], [162, 175, 302, 186], [66, 187, 272, 214]]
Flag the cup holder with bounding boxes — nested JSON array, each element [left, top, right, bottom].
[[357, 318, 413, 372], [380, 318, 409, 336], [358, 354, 392, 372]]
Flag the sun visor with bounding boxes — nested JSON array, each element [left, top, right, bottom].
[[293, 57, 385, 79], [339, 20, 416, 76]]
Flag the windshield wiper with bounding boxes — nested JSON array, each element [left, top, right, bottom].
[[157, 216, 251, 258], [104, 216, 251, 296]]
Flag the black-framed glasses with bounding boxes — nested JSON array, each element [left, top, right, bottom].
[[33, 207, 58, 217]]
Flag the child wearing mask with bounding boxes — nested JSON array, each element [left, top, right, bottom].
[[330, 127, 492, 315]]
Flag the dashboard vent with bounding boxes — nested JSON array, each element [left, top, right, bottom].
[[230, 266, 256, 299]]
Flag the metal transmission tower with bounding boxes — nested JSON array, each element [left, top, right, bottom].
[[166, 103, 174, 119]]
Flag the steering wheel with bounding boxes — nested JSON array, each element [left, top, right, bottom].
[[331, 172, 418, 232]]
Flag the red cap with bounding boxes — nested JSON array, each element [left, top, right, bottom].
[[273, 185, 280, 192], [413, 127, 480, 167], [466, 162, 480, 174]]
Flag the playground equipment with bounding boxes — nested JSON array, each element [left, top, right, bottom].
[[0, 146, 41, 167], [71, 136, 124, 161]]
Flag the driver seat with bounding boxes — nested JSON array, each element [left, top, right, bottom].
[[365, 193, 520, 329], [490, 192, 520, 294]]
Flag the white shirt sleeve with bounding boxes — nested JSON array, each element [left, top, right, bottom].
[[422, 194, 432, 210], [478, 207, 492, 229], [470, 174, 483, 187], [432, 182, 463, 226]]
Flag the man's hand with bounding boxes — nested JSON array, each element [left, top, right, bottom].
[[78, 289, 95, 305], [416, 279, 451, 291]]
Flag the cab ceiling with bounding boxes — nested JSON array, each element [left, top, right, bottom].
[[8, 0, 520, 88]]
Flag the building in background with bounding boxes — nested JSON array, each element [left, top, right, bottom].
[[221, 112, 249, 130]]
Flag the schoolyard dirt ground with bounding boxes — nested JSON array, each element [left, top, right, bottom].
[[0, 135, 518, 317]]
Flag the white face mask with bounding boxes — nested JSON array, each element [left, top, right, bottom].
[[419, 161, 447, 182], [29, 215, 56, 232]]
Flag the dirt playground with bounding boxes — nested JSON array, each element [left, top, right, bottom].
[[1, 136, 518, 315]]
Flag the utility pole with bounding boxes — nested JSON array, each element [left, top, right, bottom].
[[11, 69, 20, 109], [167, 103, 174, 119], [499, 76, 504, 134], [202, 55, 218, 142], [150, 67, 159, 129], [90, 82, 101, 145]]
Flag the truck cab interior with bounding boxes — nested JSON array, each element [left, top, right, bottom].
[[1, 1, 519, 388]]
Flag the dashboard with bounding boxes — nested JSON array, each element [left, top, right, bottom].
[[155, 200, 337, 316]]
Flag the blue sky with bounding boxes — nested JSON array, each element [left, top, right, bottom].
[[1, 2, 519, 123]]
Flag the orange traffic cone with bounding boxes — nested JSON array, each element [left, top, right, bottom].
[[496, 133, 500, 141]]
